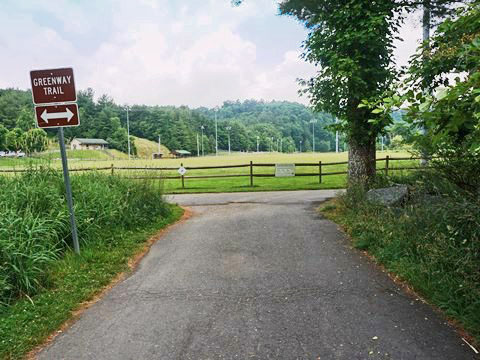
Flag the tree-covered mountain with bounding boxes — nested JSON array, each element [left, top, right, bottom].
[[0, 88, 339, 155], [195, 100, 336, 153]]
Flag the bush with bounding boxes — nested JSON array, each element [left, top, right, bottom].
[[0, 169, 169, 306]]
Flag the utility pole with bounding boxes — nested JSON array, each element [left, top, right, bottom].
[[214, 107, 218, 156], [126, 106, 131, 160], [196, 133, 199, 157], [226, 126, 231, 155], [300, 140, 302, 153], [201, 125, 204, 156], [158, 135, 161, 154], [335, 117, 339, 153], [271, 137, 274, 152], [280, 138, 283, 153], [381, 136, 384, 151], [256, 136, 259, 153], [310, 119, 317, 152]]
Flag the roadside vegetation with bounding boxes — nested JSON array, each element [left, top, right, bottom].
[[0, 170, 182, 358], [322, 171, 480, 343], [323, 1, 480, 346]]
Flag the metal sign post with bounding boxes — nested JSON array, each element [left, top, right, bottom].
[[30, 67, 81, 254], [58, 127, 80, 254]]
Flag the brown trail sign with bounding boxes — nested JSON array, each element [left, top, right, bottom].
[[30, 67, 77, 104]]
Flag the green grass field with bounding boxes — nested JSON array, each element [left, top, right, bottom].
[[0, 151, 419, 193]]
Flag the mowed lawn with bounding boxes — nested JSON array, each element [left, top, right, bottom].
[[0, 151, 418, 193]]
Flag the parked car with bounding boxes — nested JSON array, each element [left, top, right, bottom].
[[16, 151, 25, 158], [0, 151, 5, 157]]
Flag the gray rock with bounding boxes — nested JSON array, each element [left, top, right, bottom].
[[366, 185, 408, 206]]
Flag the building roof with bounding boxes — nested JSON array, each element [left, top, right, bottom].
[[174, 150, 191, 155], [73, 138, 109, 145]]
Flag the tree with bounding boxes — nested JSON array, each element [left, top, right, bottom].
[[279, 0, 403, 183], [0, 89, 32, 129], [16, 107, 35, 131], [374, 1, 480, 193], [0, 124, 7, 150], [5, 128, 24, 151], [21, 128, 48, 155], [108, 117, 129, 153]]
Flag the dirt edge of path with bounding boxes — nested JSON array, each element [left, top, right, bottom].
[[27, 207, 193, 360]]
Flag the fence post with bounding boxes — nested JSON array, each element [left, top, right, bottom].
[[111, 163, 114, 176], [319, 161, 322, 184], [181, 162, 185, 189], [250, 161, 254, 187], [385, 155, 390, 177]]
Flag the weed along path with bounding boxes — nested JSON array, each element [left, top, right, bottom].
[[38, 190, 475, 359]]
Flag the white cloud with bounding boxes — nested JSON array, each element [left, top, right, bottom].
[[0, 0, 421, 108]]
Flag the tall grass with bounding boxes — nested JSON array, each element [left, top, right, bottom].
[[0, 169, 169, 307]]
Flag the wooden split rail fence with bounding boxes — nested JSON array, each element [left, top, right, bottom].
[[0, 156, 424, 189]]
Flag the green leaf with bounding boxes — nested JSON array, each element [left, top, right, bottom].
[[371, 108, 383, 114], [436, 88, 448, 101], [419, 101, 431, 112]]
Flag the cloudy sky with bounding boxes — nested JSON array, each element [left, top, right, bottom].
[[0, 0, 423, 107]]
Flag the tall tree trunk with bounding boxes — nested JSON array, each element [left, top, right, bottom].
[[423, 0, 431, 43], [348, 136, 376, 185]]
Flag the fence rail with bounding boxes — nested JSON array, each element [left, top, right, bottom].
[[0, 156, 425, 188]]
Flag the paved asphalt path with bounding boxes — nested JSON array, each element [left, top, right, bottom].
[[39, 190, 476, 359]]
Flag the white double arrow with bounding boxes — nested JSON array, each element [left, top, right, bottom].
[[40, 108, 74, 124]]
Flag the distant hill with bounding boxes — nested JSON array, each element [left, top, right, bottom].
[[195, 100, 336, 152], [133, 136, 170, 159]]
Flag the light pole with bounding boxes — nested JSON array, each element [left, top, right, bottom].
[[158, 135, 161, 153], [300, 140, 302, 153], [201, 125, 204, 156], [214, 106, 219, 156], [310, 119, 317, 152], [381, 136, 384, 151], [126, 106, 131, 160], [335, 118, 339, 153], [280, 138, 283, 153], [226, 126, 231, 155], [271, 137, 274, 152], [256, 136, 259, 153], [196, 133, 200, 157]]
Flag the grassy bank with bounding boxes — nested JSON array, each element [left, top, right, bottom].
[[321, 173, 480, 345], [0, 170, 183, 359]]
